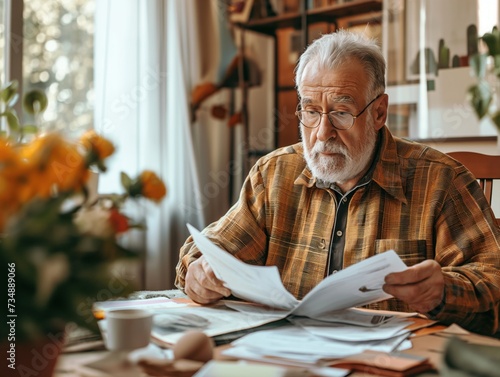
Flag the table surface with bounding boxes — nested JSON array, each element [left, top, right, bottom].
[[53, 291, 500, 377]]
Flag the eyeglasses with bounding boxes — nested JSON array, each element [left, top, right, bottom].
[[295, 94, 382, 130]]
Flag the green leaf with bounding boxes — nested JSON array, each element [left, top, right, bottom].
[[491, 110, 500, 133], [468, 81, 492, 119], [494, 55, 500, 78], [96, 160, 107, 173], [5, 109, 20, 132], [21, 124, 39, 135], [120, 172, 132, 190], [23, 89, 48, 115], [469, 53, 487, 79], [7, 93, 19, 108], [481, 26, 500, 56], [0, 80, 18, 104]]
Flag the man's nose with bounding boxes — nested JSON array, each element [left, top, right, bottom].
[[316, 113, 337, 141]]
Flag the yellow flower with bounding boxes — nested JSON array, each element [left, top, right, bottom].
[[0, 82, 169, 342], [0, 139, 23, 179], [80, 129, 115, 161], [0, 139, 32, 221], [139, 170, 167, 203], [20, 133, 88, 196], [0, 140, 19, 189]]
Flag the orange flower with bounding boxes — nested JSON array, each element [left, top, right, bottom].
[[139, 170, 167, 203], [80, 130, 115, 161], [0, 139, 27, 177], [0, 140, 23, 203], [20, 133, 88, 196], [228, 112, 242, 127], [191, 83, 219, 106]]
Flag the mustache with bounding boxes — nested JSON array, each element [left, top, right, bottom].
[[311, 141, 347, 155]]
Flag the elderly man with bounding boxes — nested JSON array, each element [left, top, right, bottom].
[[176, 30, 500, 335]]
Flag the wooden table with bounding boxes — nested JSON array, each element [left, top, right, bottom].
[[53, 324, 500, 377], [54, 290, 500, 376]]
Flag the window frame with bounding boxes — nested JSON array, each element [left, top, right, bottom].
[[3, 0, 23, 117]]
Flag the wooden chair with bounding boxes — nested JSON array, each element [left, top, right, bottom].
[[447, 151, 500, 226]]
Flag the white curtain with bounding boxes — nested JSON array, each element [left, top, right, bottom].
[[94, 0, 218, 289]]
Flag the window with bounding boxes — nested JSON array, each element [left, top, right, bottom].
[[1, 0, 95, 136], [0, 0, 4, 84], [385, 0, 499, 140]]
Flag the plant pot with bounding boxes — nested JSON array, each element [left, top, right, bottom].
[[1, 333, 64, 377]]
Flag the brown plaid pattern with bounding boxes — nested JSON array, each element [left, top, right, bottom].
[[176, 126, 500, 335]]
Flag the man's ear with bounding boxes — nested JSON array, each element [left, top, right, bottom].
[[373, 93, 388, 131]]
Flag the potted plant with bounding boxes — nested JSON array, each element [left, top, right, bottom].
[[0, 81, 167, 376], [468, 26, 500, 131]]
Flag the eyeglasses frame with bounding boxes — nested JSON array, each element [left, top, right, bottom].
[[295, 94, 383, 131]]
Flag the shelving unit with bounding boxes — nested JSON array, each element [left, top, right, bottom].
[[240, 0, 382, 35]]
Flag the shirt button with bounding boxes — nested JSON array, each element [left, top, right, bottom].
[[342, 197, 347, 203], [336, 230, 343, 237], [319, 239, 326, 249]]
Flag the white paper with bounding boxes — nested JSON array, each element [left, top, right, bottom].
[[150, 303, 285, 345], [291, 250, 407, 317], [187, 223, 408, 319], [93, 297, 189, 312], [230, 326, 411, 359], [193, 360, 324, 377], [301, 307, 398, 326], [187, 223, 298, 310], [288, 316, 412, 342], [218, 348, 350, 376]]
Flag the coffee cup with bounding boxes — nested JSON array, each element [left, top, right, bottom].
[[104, 309, 153, 351]]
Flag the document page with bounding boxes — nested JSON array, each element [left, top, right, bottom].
[[187, 224, 298, 310], [292, 250, 407, 317], [187, 224, 408, 318]]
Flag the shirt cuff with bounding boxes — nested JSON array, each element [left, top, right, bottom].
[[426, 289, 446, 318]]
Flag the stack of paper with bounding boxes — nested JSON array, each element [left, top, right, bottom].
[[186, 223, 408, 319], [182, 224, 416, 365], [223, 313, 414, 366]]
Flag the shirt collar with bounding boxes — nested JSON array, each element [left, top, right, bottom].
[[294, 126, 407, 204]]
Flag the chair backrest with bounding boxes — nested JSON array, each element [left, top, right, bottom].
[[447, 151, 500, 226]]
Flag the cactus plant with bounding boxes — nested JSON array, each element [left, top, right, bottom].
[[438, 39, 450, 69]]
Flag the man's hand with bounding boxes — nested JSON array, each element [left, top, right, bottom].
[[383, 259, 445, 313], [184, 255, 231, 305]]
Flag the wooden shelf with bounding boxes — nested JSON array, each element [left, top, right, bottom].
[[238, 12, 303, 35], [307, 0, 382, 19], [237, 0, 382, 35]]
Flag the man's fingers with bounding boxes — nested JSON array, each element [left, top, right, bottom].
[[184, 256, 231, 304], [383, 260, 444, 313], [200, 258, 231, 297], [385, 259, 437, 285], [185, 283, 224, 305]]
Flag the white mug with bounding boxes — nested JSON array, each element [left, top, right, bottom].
[[104, 309, 153, 351]]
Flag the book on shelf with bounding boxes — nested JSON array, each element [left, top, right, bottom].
[[229, 0, 255, 23]]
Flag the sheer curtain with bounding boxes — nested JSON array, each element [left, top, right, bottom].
[[94, 0, 221, 289]]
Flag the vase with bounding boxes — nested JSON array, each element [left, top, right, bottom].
[[2, 333, 64, 377]]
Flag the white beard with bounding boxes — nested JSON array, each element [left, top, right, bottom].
[[301, 123, 378, 185]]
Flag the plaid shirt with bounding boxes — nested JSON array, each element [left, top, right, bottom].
[[176, 126, 500, 335]]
